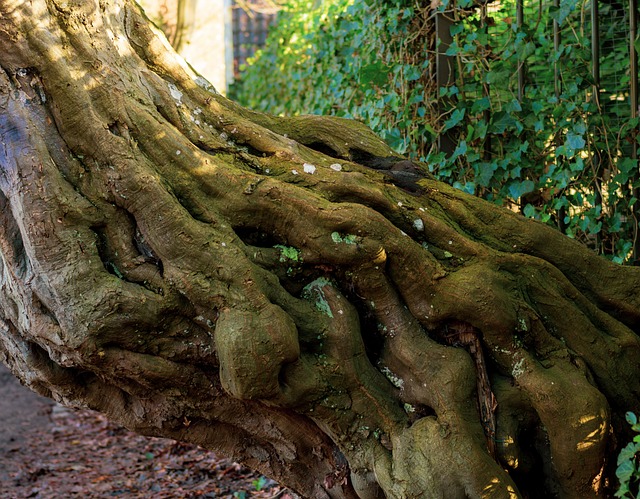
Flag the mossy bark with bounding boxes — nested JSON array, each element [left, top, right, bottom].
[[1, 1, 639, 497]]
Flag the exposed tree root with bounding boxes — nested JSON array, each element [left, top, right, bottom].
[[0, 1, 639, 497]]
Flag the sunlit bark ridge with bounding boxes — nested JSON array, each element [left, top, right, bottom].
[[1, 1, 639, 497]]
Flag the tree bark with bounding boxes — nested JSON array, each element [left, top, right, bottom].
[[0, 1, 639, 497]]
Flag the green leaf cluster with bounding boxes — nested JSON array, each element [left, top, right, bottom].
[[232, 0, 640, 262], [616, 412, 640, 498]]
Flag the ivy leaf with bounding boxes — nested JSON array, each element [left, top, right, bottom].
[[408, 93, 424, 104], [450, 23, 465, 36], [485, 70, 510, 85], [471, 97, 490, 114], [443, 109, 465, 131], [445, 44, 460, 56], [532, 101, 544, 115], [549, 0, 578, 26], [359, 61, 390, 88], [616, 456, 636, 481], [404, 65, 422, 82], [475, 162, 496, 187], [489, 111, 518, 134], [563, 132, 585, 156], [508, 180, 535, 199], [504, 99, 522, 113], [523, 204, 536, 218], [619, 158, 637, 175], [450, 140, 467, 161]]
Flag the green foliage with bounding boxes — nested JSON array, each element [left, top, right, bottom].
[[253, 476, 268, 491], [274, 244, 302, 262], [232, 0, 640, 262], [616, 412, 640, 498], [330, 232, 358, 245], [302, 277, 335, 318]]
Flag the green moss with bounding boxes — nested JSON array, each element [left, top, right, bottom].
[[302, 277, 334, 318], [274, 244, 301, 262], [331, 232, 358, 245]]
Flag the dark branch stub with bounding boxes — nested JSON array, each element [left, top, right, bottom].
[[439, 321, 498, 458]]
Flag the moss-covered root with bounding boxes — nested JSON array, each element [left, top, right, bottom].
[[372, 418, 520, 498], [511, 353, 610, 497]]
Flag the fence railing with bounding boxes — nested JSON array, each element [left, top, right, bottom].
[[232, 1, 278, 77]]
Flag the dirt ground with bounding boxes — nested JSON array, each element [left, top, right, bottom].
[[0, 363, 292, 498]]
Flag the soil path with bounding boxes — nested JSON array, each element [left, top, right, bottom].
[[0, 364, 54, 485], [0, 363, 292, 498]]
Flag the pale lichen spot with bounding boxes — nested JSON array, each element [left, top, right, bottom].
[[168, 82, 183, 105], [404, 403, 416, 413], [303, 163, 316, 174], [176, 150, 181, 155], [330, 163, 342, 171], [193, 76, 215, 92], [512, 358, 526, 378], [397, 202, 403, 207], [413, 219, 424, 231], [380, 366, 404, 389], [291, 169, 299, 175]]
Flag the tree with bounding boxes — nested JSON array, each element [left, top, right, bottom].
[[0, 1, 639, 497]]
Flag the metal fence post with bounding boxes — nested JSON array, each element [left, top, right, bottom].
[[436, 9, 456, 155], [554, 0, 568, 233], [631, 0, 639, 260], [517, 0, 525, 101], [592, 0, 603, 253]]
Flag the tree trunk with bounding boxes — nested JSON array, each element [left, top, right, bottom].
[[0, 1, 639, 497]]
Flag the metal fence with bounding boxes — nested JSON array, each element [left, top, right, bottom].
[[232, 2, 278, 78]]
